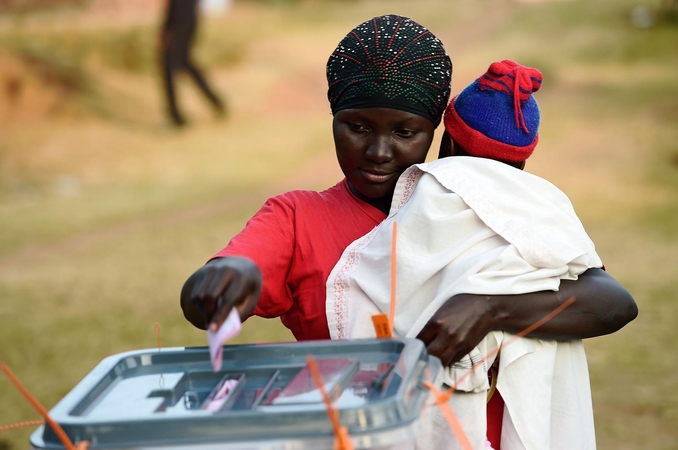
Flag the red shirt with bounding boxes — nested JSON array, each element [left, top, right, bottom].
[[212, 179, 386, 341]]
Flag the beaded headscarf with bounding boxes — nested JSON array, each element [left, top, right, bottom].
[[327, 15, 452, 126]]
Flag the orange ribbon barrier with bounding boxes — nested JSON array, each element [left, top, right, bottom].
[[154, 322, 162, 351], [389, 221, 398, 334], [372, 222, 399, 339], [0, 420, 44, 432], [442, 296, 577, 401], [1, 362, 90, 450], [422, 380, 474, 450], [421, 296, 577, 449], [306, 356, 353, 450]]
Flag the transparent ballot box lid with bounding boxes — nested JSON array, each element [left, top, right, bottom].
[[30, 338, 442, 449]]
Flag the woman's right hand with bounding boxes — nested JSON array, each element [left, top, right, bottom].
[[180, 257, 262, 331]]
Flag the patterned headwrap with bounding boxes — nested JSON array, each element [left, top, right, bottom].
[[327, 15, 452, 126]]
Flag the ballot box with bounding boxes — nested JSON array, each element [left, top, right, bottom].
[[30, 338, 442, 449]]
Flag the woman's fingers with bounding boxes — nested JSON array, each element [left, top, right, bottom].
[[415, 320, 438, 346], [416, 295, 495, 366], [209, 273, 249, 330], [206, 268, 235, 322], [420, 324, 464, 366], [190, 268, 216, 317], [180, 257, 262, 331], [189, 264, 235, 328], [196, 257, 263, 330]]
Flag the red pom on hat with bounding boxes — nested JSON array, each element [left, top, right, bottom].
[[480, 60, 542, 133]]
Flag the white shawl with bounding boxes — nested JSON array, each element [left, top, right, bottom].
[[326, 157, 601, 450]]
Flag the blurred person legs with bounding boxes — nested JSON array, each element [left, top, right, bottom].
[[160, 0, 225, 127]]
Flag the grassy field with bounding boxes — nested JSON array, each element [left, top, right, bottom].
[[0, 0, 677, 448]]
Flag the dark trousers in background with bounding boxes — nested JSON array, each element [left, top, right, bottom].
[[161, 34, 224, 126]]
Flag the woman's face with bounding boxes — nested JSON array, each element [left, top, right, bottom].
[[333, 107, 435, 213]]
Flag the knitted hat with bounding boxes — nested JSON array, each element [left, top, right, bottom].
[[444, 60, 542, 162], [327, 15, 452, 126]]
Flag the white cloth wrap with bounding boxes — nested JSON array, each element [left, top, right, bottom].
[[326, 157, 601, 449]]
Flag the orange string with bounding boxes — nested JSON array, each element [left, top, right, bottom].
[[0, 420, 44, 432], [422, 381, 473, 450], [441, 296, 577, 402], [306, 356, 353, 450], [419, 369, 433, 422], [389, 222, 398, 335], [0, 363, 76, 450], [417, 296, 578, 449]]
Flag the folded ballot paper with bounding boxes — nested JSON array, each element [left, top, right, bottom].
[[207, 308, 242, 371]]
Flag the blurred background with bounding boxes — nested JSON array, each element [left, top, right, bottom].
[[0, 0, 676, 448]]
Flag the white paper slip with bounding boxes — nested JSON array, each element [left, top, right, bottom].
[[207, 308, 242, 372]]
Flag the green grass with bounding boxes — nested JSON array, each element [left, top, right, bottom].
[[0, 0, 677, 449], [0, 113, 331, 253]]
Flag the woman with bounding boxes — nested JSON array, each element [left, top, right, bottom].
[[180, 12, 636, 383]]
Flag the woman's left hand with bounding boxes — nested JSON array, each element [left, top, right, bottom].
[[415, 268, 638, 366], [416, 294, 499, 366]]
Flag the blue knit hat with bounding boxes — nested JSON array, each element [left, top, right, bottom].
[[444, 60, 542, 162]]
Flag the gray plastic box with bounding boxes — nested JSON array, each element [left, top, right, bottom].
[[30, 338, 442, 449]]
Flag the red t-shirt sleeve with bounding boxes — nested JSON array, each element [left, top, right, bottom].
[[211, 195, 296, 319]]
